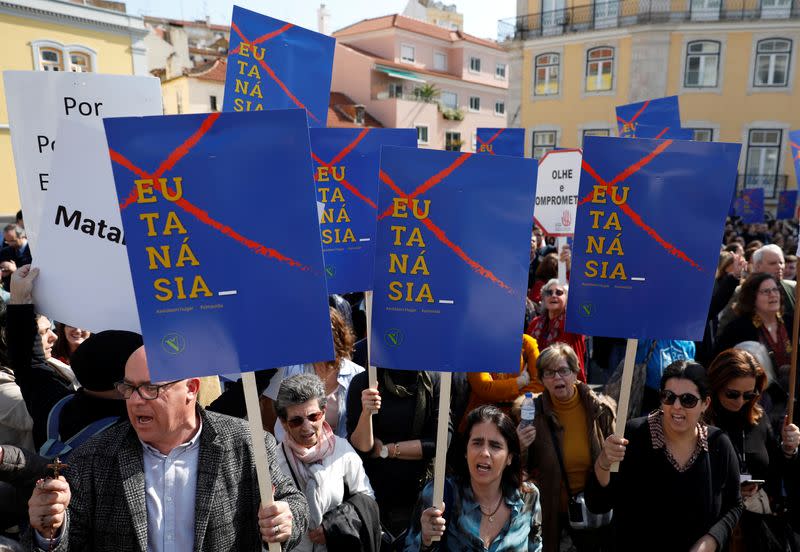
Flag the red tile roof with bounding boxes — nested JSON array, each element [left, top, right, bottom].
[[187, 58, 227, 82], [334, 14, 501, 51], [328, 92, 383, 128], [144, 16, 230, 32]]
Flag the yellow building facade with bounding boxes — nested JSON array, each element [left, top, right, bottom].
[[503, 0, 800, 201], [0, 0, 148, 216]]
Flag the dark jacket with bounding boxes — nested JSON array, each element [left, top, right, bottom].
[[23, 408, 309, 551], [322, 492, 381, 552], [526, 383, 616, 552], [585, 416, 742, 551]]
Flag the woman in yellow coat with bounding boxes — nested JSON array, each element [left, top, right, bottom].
[[460, 334, 541, 432]]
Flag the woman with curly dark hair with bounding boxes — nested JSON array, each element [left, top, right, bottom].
[[715, 273, 790, 373], [405, 405, 542, 551]]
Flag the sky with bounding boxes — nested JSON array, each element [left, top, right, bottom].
[[122, 0, 518, 41]]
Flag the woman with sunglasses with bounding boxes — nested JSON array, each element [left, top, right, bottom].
[[705, 348, 799, 551], [526, 279, 587, 382], [585, 360, 742, 552], [715, 273, 789, 374], [518, 343, 616, 552], [406, 405, 542, 551], [275, 373, 377, 551]]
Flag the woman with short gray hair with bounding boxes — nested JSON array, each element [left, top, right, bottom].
[[275, 373, 378, 551]]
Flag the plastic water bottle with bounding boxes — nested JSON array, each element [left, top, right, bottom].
[[520, 392, 536, 428]]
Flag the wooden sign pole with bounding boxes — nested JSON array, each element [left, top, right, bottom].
[[787, 283, 800, 422], [610, 338, 638, 473], [557, 236, 567, 284], [430, 371, 452, 542], [365, 290, 377, 389], [242, 371, 282, 552]]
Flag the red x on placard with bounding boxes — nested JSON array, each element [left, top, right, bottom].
[[378, 153, 512, 291], [475, 129, 505, 155], [110, 112, 311, 271], [791, 141, 800, 161], [311, 129, 377, 209], [616, 100, 670, 139], [229, 22, 322, 125], [578, 139, 701, 270]]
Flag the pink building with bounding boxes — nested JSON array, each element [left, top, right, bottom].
[[332, 14, 510, 152]]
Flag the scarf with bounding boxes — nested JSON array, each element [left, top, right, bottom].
[[531, 311, 565, 349], [381, 369, 433, 437], [283, 421, 336, 489], [753, 314, 791, 369]]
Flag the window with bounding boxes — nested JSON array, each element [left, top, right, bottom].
[[389, 82, 403, 98], [40, 48, 63, 71], [586, 47, 614, 92], [469, 96, 480, 112], [472, 133, 477, 152], [532, 131, 557, 159], [535, 53, 560, 96], [754, 38, 792, 87], [684, 41, 720, 87], [496, 63, 507, 79], [440, 91, 458, 109], [745, 129, 782, 189], [210, 95, 218, 111], [445, 131, 462, 152], [69, 52, 91, 72], [434, 52, 447, 71], [692, 128, 714, 141], [416, 125, 429, 144], [469, 56, 481, 73], [582, 129, 610, 145], [495, 101, 505, 115], [176, 91, 183, 114], [401, 44, 415, 63], [32, 41, 97, 73]]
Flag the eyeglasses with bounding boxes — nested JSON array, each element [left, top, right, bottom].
[[660, 389, 701, 409], [543, 289, 565, 297], [724, 389, 760, 401], [542, 367, 572, 379], [758, 287, 781, 296], [115, 380, 182, 400], [286, 410, 325, 428]]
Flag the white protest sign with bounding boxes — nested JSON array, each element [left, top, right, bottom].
[[534, 149, 582, 283], [3, 71, 162, 254], [33, 118, 148, 332], [533, 149, 582, 237]]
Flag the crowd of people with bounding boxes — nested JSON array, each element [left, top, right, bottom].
[[0, 213, 798, 551]]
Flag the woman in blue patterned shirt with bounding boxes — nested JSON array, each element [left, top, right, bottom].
[[404, 405, 543, 551]]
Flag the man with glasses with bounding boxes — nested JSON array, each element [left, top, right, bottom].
[[26, 345, 310, 551]]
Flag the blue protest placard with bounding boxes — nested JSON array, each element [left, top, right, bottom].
[[310, 128, 417, 294], [371, 147, 537, 373], [565, 136, 741, 341], [476, 128, 525, 157], [103, 109, 334, 381], [616, 96, 682, 138], [627, 125, 694, 140], [791, 130, 800, 189], [735, 188, 765, 224], [777, 191, 797, 220], [222, 5, 335, 127]]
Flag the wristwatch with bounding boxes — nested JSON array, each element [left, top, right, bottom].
[[379, 444, 389, 459]]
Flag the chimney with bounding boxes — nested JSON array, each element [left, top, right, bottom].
[[317, 4, 330, 35], [354, 105, 365, 125]]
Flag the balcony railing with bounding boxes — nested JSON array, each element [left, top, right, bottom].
[[737, 174, 789, 199], [498, 0, 800, 41]]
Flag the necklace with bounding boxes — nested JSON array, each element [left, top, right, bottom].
[[479, 495, 503, 523]]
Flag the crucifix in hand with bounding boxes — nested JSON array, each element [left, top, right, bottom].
[[44, 457, 68, 552]]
